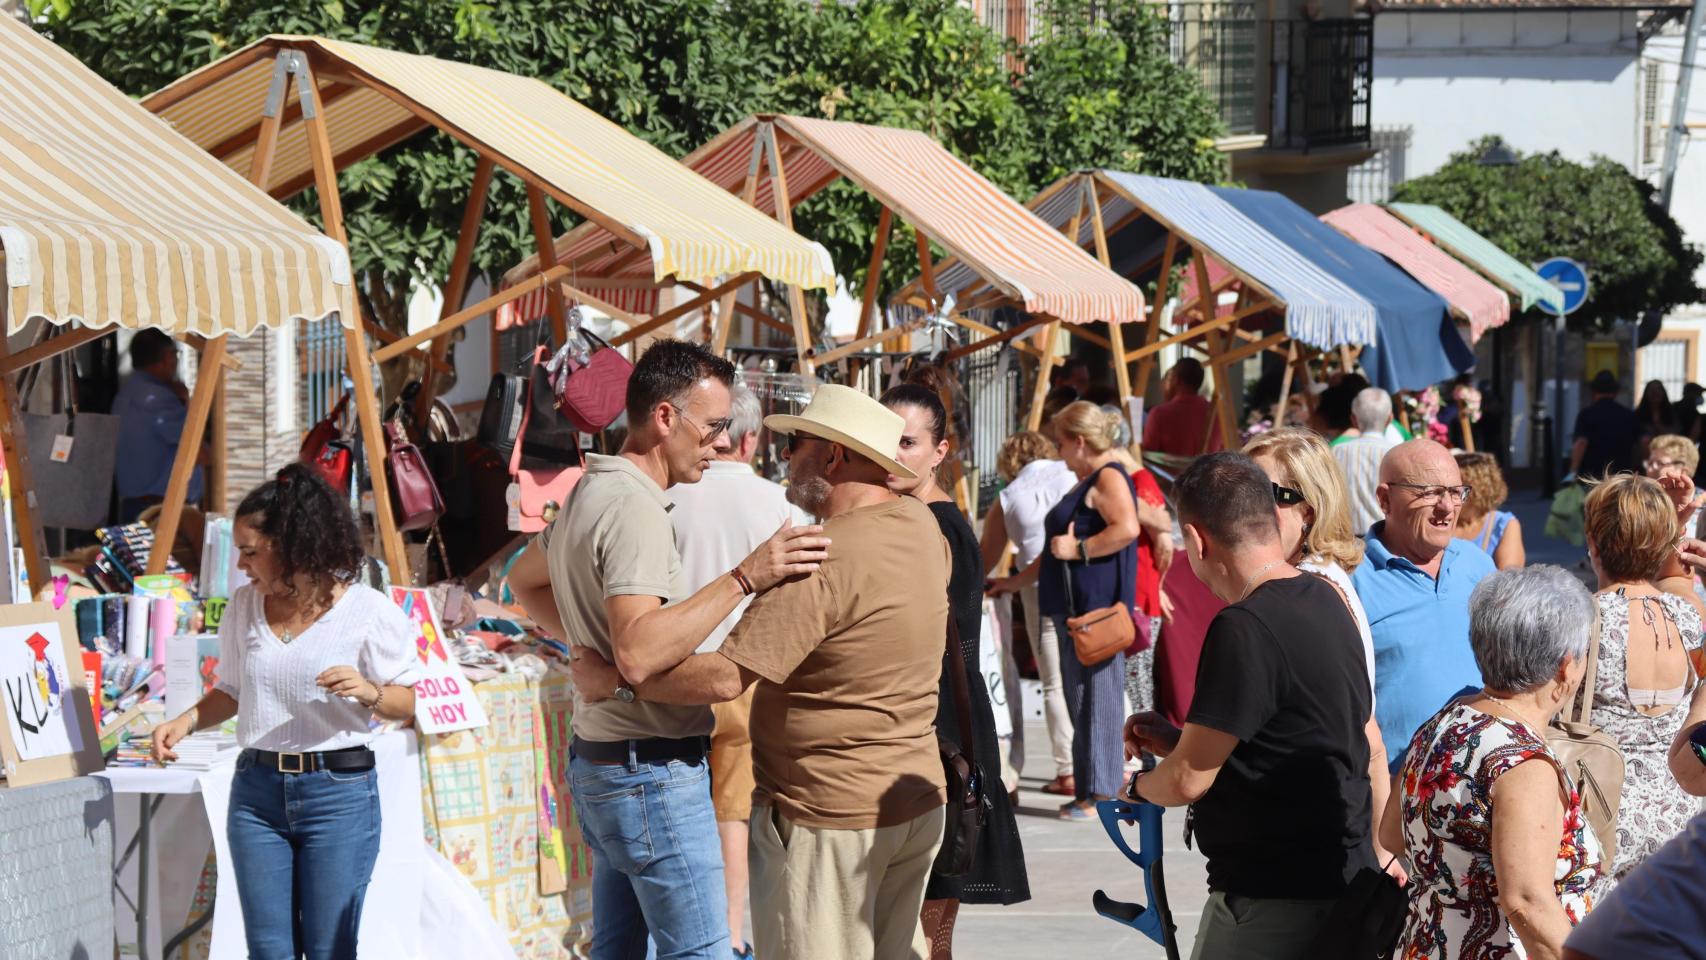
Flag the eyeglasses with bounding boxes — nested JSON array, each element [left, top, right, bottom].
[[1388, 482, 1473, 506], [679, 411, 733, 443], [785, 432, 824, 454], [1646, 458, 1688, 472], [1272, 483, 1307, 507]]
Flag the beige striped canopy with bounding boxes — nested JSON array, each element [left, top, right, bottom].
[[498, 114, 1145, 329], [144, 37, 835, 296], [0, 18, 352, 336]]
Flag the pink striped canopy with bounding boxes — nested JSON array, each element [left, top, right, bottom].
[[499, 114, 1143, 329], [1321, 204, 1510, 341]]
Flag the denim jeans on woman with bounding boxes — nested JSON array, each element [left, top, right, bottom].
[[569, 752, 729, 959], [226, 751, 381, 960]]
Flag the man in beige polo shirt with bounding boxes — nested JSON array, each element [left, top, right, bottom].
[[570, 385, 951, 959], [510, 339, 830, 959]]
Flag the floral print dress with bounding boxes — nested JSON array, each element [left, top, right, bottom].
[[1592, 590, 1705, 884], [1396, 703, 1603, 959]]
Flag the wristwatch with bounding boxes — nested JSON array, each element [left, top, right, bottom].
[[614, 684, 637, 704]]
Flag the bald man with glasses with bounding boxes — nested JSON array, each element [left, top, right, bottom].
[[1351, 440, 1497, 772]]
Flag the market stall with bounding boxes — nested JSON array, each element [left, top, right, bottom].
[[498, 115, 1146, 418], [143, 38, 837, 581], [1385, 202, 1567, 315], [1321, 203, 1512, 342]]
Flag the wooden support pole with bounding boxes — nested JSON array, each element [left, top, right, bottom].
[[809, 319, 926, 368], [0, 326, 109, 374], [1083, 179, 1132, 405], [146, 336, 225, 576], [610, 273, 762, 349], [714, 136, 767, 354], [762, 124, 815, 374], [373, 264, 572, 364], [1275, 341, 1299, 427], [527, 185, 569, 348], [942, 314, 1052, 363], [1026, 322, 1063, 431], [856, 207, 894, 341], [943, 313, 1051, 361], [1133, 231, 1181, 401], [0, 321, 47, 596], [1122, 307, 1254, 363], [1193, 251, 1240, 449], [415, 155, 493, 428], [298, 62, 409, 581]]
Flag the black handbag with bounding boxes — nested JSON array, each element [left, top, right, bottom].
[[1306, 860, 1407, 957], [475, 366, 580, 466], [932, 612, 991, 878]]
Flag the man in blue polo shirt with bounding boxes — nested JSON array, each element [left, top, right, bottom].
[[1351, 439, 1496, 771]]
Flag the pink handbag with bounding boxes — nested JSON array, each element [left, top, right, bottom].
[[512, 347, 582, 533], [551, 329, 632, 434]]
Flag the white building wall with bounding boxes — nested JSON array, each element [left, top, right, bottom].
[[1372, 10, 1644, 182], [1637, 26, 1706, 393]]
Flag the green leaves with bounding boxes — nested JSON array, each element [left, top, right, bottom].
[[1393, 137, 1704, 332]]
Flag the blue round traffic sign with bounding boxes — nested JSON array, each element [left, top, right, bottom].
[[1534, 257, 1590, 316]]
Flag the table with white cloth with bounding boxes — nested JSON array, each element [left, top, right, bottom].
[[96, 730, 425, 960]]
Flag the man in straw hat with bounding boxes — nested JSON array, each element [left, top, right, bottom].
[[511, 339, 831, 959], [571, 383, 952, 960]]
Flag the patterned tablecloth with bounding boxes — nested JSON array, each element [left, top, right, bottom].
[[420, 668, 595, 959]]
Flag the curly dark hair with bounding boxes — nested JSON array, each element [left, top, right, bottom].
[[235, 462, 364, 591]]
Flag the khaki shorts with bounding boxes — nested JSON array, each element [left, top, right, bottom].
[[709, 685, 756, 823]]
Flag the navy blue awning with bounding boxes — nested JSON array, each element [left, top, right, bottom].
[[1210, 186, 1474, 392]]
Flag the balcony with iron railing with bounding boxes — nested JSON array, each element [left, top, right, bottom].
[[1269, 17, 1373, 150]]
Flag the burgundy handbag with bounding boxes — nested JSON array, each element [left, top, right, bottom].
[[385, 421, 445, 532], [551, 329, 632, 433], [513, 348, 582, 533]]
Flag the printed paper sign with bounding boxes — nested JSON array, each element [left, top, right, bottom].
[[0, 621, 76, 760], [389, 587, 487, 734], [49, 435, 73, 463]]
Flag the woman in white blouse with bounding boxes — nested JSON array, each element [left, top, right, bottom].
[[152, 463, 421, 959]]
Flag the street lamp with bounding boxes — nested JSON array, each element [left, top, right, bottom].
[[1478, 138, 1519, 167]]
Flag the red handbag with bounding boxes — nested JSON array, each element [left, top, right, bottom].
[[313, 440, 354, 495], [385, 421, 445, 532], [300, 392, 350, 464], [550, 329, 632, 433], [513, 347, 582, 533]]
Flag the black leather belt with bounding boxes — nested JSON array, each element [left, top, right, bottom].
[[572, 735, 709, 765], [245, 746, 375, 775]]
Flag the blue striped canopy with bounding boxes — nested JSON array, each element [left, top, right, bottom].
[[1209, 186, 1475, 392], [1099, 172, 1377, 350]]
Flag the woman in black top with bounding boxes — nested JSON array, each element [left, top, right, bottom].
[[881, 383, 1030, 959]]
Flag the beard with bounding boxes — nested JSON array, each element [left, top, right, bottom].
[[786, 474, 832, 517]]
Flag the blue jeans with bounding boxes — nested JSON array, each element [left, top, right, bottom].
[[227, 751, 381, 960], [569, 751, 728, 959]]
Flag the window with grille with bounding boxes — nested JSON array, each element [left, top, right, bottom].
[[1640, 336, 1690, 401]]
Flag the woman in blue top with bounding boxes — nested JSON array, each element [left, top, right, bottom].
[[1452, 452, 1525, 570], [1001, 401, 1140, 820]]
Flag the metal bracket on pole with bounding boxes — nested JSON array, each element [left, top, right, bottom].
[[260, 54, 295, 119], [281, 52, 315, 118]]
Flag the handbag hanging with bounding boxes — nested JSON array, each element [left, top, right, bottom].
[[1059, 465, 1139, 667], [1545, 620, 1625, 859], [933, 612, 991, 878], [300, 390, 350, 464], [549, 325, 633, 434], [385, 421, 445, 532], [25, 352, 121, 530], [510, 347, 582, 534]]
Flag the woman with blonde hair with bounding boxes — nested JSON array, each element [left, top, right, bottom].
[[1453, 452, 1525, 570], [991, 401, 1139, 818], [1584, 473, 1706, 885]]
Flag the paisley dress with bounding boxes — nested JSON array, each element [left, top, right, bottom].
[[1396, 703, 1603, 959], [1591, 590, 1705, 884]]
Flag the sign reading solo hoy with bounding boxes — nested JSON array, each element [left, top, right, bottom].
[[389, 587, 488, 734]]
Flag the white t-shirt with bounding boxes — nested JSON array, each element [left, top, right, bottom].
[[667, 460, 809, 653], [1332, 434, 1398, 536], [1300, 557, 1376, 700], [999, 459, 1080, 570], [215, 583, 422, 752]]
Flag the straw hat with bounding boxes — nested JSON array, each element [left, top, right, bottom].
[[765, 384, 916, 480]]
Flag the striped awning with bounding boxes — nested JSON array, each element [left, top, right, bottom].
[[1322, 203, 1511, 341], [0, 18, 352, 336], [500, 115, 1143, 329], [1385, 203, 1564, 313], [144, 37, 835, 304]]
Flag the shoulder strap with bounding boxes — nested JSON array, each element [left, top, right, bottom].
[[1571, 611, 1603, 726], [944, 611, 976, 768], [1478, 513, 1496, 550], [510, 346, 546, 477]]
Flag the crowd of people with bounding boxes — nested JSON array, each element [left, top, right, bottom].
[[507, 341, 1706, 960]]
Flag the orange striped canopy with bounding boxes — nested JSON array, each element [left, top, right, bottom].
[[500, 115, 1143, 329]]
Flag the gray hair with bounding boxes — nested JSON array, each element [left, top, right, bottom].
[[1468, 566, 1594, 692], [728, 382, 764, 446], [1352, 387, 1393, 433]]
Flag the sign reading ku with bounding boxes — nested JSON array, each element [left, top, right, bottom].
[[1534, 257, 1590, 317]]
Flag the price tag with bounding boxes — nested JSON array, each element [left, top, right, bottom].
[[578, 432, 594, 451], [49, 434, 74, 462], [506, 482, 522, 532]]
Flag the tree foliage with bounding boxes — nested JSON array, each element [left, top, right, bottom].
[[32, 0, 1225, 326], [1392, 137, 1703, 331]]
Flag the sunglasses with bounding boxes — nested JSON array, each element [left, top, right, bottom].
[[786, 432, 825, 453], [1272, 482, 1306, 507], [679, 411, 733, 442]]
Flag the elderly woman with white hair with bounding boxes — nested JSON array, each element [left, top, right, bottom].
[[1381, 566, 1606, 959]]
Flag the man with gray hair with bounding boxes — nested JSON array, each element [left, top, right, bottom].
[[1333, 387, 1400, 534], [666, 381, 809, 960]]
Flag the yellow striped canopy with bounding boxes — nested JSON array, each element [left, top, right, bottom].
[[0, 18, 352, 336], [144, 36, 835, 295]]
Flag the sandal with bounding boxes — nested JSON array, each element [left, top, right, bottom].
[[1041, 775, 1076, 796], [1058, 801, 1095, 821]]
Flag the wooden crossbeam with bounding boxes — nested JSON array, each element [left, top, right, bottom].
[[609, 273, 761, 348]]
